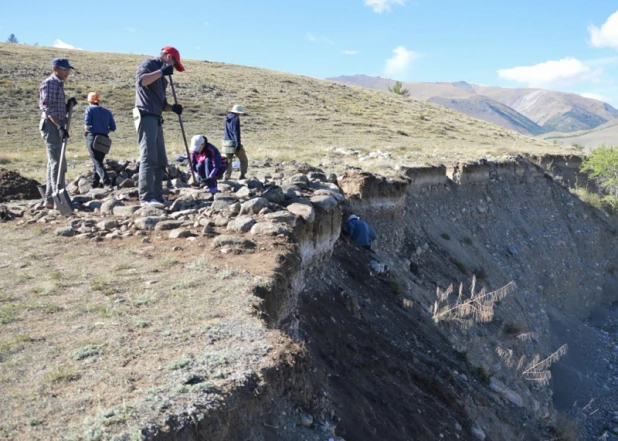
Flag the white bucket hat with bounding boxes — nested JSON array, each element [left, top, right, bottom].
[[347, 214, 360, 222], [190, 134, 206, 152], [230, 104, 245, 114]]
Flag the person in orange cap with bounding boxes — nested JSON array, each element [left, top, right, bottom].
[[84, 92, 116, 188], [134, 46, 185, 207]]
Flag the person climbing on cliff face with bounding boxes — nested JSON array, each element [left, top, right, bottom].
[[343, 214, 377, 250]]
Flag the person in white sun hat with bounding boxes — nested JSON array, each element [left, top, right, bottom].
[[189, 134, 226, 194], [222, 104, 248, 180]]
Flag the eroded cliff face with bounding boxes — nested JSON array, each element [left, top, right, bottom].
[[330, 156, 618, 438]]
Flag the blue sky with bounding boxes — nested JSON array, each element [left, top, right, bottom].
[[3, 1, 618, 103]]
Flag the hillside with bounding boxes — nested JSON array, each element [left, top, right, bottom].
[[543, 119, 618, 149], [4, 44, 618, 441], [0, 44, 571, 183], [327, 75, 618, 135]]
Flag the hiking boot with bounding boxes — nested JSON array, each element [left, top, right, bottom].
[[238, 175, 246, 180]]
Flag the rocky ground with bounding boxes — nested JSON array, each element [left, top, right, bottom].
[[2, 156, 618, 440], [1, 158, 343, 246]]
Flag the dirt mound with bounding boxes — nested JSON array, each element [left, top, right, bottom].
[[0, 168, 41, 202]]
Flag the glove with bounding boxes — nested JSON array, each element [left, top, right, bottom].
[[66, 97, 77, 111], [171, 104, 183, 115], [161, 65, 174, 76], [58, 125, 69, 139]]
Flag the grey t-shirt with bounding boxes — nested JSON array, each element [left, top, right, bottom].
[[135, 58, 169, 116]]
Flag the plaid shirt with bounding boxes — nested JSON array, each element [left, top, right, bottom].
[[39, 74, 66, 126]]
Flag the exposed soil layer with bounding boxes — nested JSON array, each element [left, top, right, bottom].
[[0, 167, 41, 202], [298, 242, 553, 441]]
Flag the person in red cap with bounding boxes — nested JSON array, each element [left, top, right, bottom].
[[134, 46, 185, 207]]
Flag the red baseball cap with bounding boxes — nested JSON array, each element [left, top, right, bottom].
[[161, 46, 185, 72]]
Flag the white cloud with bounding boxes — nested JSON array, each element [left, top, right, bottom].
[[305, 32, 334, 45], [589, 10, 618, 49], [384, 46, 419, 80], [365, 0, 406, 13], [53, 39, 81, 50], [497, 57, 603, 88], [124, 27, 137, 33], [580, 92, 612, 103], [342, 50, 359, 55]]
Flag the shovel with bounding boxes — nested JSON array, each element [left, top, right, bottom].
[[52, 102, 75, 216], [168, 75, 198, 187]]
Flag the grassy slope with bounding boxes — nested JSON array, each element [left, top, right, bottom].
[[0, 43, 572, 182], [542, 119, 618, 150]]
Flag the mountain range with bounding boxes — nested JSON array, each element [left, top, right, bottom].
[[326, 75, 618, 138]]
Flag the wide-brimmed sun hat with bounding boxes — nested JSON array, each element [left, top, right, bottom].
[[161, 46, 185, 72], [87, 92, 100, 103], [229, 104, 245, 114], [190, 134, 206, 152]]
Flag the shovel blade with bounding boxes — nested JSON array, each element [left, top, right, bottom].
[[52, 189, 73, 216]]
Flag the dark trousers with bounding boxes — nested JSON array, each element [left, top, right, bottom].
[[86, 133, 110, 186]]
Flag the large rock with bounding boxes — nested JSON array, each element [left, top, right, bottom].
[[134, 216, 166, 230], [97, 219, 118, 230], [262, 186, 286, 204], [154, 220, 185, 231], [170, 196, 195, 212], [113, 205, 141, 217], [213, 215, 231, 227], [135, 206, 166, 217], [169, 228, 192, 239], [309, 195, 337, 211], [489, 377, 523, 407], [100, 199, 123, 215], [78, 177, 92, 195], [286, 203, 315, 223], [263, 211, 297, 227], [211, 198, 235, 212], [212, 235, 256, 249], [54, 226, 74, 237], [313, 189, 344, 202], [250, 222, 290, 236], [284, 173, 310, 188], [235, 186, 252, 199], [239, 197, 269, 215], [227, 215, 257, 232]]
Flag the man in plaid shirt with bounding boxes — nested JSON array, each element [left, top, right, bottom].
[[39, 58, 76, 209]]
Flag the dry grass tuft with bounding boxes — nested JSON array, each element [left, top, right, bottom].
[[432, 276, 516, 329]]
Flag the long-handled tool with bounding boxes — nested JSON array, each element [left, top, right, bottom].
[[168, 76, 198, 186], [52, 102, 75, 216]]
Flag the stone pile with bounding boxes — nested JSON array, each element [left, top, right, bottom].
[[66, 158, 186, 195], [3, 163, 345, 252]]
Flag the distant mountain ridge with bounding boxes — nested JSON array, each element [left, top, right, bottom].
[[326, 75, 618, 136]]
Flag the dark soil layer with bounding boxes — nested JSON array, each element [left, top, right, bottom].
[[299, 241, 551, 441], [0, 167, 40, 202]]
